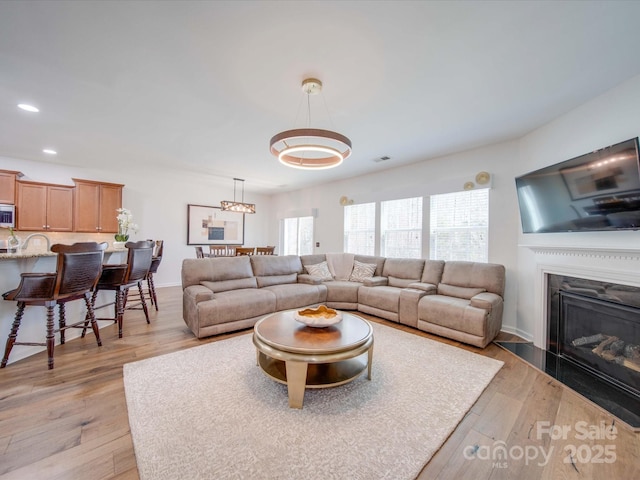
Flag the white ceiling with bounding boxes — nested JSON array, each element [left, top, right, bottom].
[[2, 1, 640, 194]]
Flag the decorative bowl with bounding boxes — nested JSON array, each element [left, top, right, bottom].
[[294, 305, 343, 328]]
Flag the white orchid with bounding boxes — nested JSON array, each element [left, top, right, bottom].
[[116, 207, 138, 240]]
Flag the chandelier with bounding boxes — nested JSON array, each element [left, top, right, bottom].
[[270, 78, 352, 170], [221, 178, 255, 214]]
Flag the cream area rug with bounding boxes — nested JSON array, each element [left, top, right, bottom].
[[123, 322, 503, 480]]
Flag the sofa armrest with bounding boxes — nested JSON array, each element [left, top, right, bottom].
[[297, 274, 323, 285], [362, 276, 388, 287], [399, 288, 428, 328], [407, 282, 437, 294], [470, 292, 503, 311], [184, 284, 215, 303]]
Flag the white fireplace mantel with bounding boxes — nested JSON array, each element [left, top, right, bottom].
[[522, 244, 640, 348], [525, 244, 640, 261]]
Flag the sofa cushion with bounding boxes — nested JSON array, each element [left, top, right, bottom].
[[349, 260, 377, 282], [441, 261, 505, 296], [358, 285, 401, 313], [262, 283, 327, 311], [197, 289, 276, 327], [324, 280, 361, 303], [382, 258, 425, 287], [418, 295, 487, 337], [250, 255, 304, 288], [256, 273, 298, 288], [326, 253, 355, 280], [420, 260, 445, 284], [300, 254, 327, 267], [305, 261, 333, 281], [181, 256, 253, 289], [250, 254, 303, 276], [201, 277, 257, 293], [437, 283, 486, 300]]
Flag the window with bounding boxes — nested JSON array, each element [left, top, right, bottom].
[[380, 197, 422, 258], [343, 202, 376, 255], [429, 188, 489, 262], [282, 216, 314, 255]]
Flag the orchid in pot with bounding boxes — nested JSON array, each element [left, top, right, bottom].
[[115, 208, 138, 242]]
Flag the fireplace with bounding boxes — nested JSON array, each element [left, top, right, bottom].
[[548, 275, 640, 399], [520, 273, 640, 428]]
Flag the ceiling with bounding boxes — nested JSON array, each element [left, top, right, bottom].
[[2, 1, 640, 194]]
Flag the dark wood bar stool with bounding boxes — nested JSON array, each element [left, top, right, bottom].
[[126, 240, 163, 311], [147, 240, 163, 310], [1, 242, 108, 369], [91, 240, 154, 338]]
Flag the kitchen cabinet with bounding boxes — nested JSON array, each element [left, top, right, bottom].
[[16, 181, 74, 231], [73, 179, 123, 233], [0, 170, 22, 204]]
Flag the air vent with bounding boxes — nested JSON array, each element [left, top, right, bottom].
[[373, 156, 391, 163]]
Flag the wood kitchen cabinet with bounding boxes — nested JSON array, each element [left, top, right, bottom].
[[0, 170, 22, 204], [73, 179, 123, 233], [16, 180, 74, 231]]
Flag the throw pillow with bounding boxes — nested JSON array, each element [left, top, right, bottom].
[[349, 260, 377, 282], [305, 261, 333, 281]]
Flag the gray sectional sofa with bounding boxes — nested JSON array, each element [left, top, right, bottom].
[[181, 253, 506, 348]]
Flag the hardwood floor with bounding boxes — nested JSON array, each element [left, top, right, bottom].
[[0, 286, 638, 479]]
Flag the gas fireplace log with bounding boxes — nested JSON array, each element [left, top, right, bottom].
[[592, 336, 619, 356], [572, 333, 606, 347], [590, 336, 640, 373], [623, 344, 640, 361]]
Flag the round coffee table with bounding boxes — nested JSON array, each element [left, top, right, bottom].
[[253, 310, 374, 409]]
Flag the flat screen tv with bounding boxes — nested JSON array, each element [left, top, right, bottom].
[[515, 137, 640, 233]]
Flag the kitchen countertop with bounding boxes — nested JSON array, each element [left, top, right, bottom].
[[0, 248, 126, 260]]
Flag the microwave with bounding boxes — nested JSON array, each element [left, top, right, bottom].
[[0, 204, 15, 228]]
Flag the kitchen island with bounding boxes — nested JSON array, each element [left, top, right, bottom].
[[0, 249, 128, 366]]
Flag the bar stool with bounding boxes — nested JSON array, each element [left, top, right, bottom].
[[147, 240, 163, 310], [126, 240, 163, 312], [91, 240, 154, 338], [1, 242, 107, 369]]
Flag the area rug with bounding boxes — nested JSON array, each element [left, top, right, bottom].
[[123, 323, 503, 480]]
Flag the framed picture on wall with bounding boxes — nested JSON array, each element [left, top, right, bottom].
[[187, 204, 245, 245]]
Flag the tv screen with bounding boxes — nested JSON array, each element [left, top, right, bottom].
[[515, 137, 640, 233]]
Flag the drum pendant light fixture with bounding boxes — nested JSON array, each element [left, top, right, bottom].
[[270, 78, 352, 170], [221, 178, 256, 214]]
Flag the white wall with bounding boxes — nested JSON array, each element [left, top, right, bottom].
[[516, 73, 640, 341], [268, 140, 522, 335]]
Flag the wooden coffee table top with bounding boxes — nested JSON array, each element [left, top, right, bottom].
[[254, 310, 372, 355]]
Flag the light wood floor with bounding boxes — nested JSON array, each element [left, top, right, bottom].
[[0, 286, 638, 479]]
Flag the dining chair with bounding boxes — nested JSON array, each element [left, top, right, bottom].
[[195, 246, 205, 258], [209, 245, 228, 257], [91, 240, 154, 338], [255, 246, 275, 255], [235, 247, 255, 256], [1, 242, 108, 369], [226, 245, 240, 256]]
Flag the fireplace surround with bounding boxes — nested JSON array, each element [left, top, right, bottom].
[[498, 245, 640, 429]]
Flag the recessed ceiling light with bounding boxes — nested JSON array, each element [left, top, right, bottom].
[[18, 103, 39, 113], [43, 149, 57, 155]]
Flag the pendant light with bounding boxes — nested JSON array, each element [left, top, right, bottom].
[[270, 78, 352, 170], [221, 178, 255, 214]]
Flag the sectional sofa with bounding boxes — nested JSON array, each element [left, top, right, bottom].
[[181, 253, 506, 348]]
